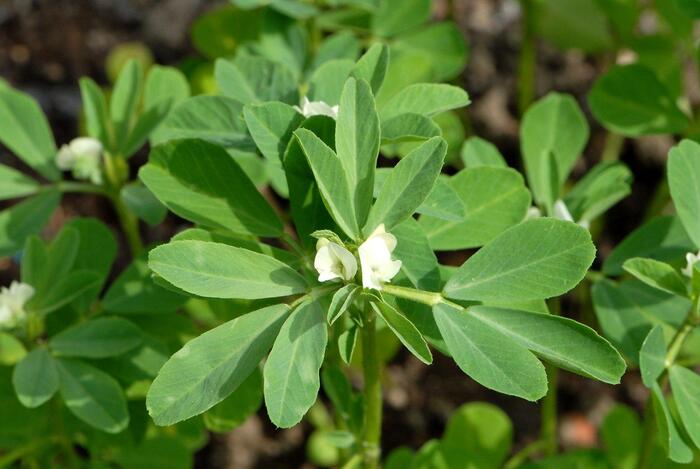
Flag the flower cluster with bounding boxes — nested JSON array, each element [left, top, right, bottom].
[[314, 224, 402, 290], [0, 281, 34, 329], [56, 137, 104, 184], [294, 97, 339, 120]]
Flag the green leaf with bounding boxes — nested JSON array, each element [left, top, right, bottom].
[[336, 77, 381, 227], [372, 0, 430, 37], [365, 137, 446, 233], [603, 216, 694, 276], [338, 326, 358, 364], [243, 101, 305, 163], [460, 137, 507, 168], [284, 116, 337, 247], [151, 96, 254, 151], [413, 177, 464, 221], [191, 5, 261, 59], [468, 306, 626, 384], [392, 218, 441, 290], [0, 84, 59, 180], [120, 182, 167, 226], [121, 104, 172, 159], [264, 300, 327, 428], [669, 365, 700, 449], [0, 332, 26, 365], [311, 31, 360, 70], [650, 382, 694, 463], [563, 161, 632, 223], [622, 258, 687, 297], [639, 325, 666, 388], [668, 139, 700, 248], [60, 218, 117, 310], [592, 279, 688, 363], [149, 240, 307, 299], [140, 139, 282, 236], [204, 367, 263, 432], [147, 304, 289, 425], [49, 317, 143, 358], [535, 0, 613, 53], [389, 22, 467, 83], [600, 405, 642, 469], [215, 56, 297, 105], [12, 348, 59, 408], [433, 303, 547, 400], [521, 93, 589, 208], [380, 113, 441, 144], [309, 59, 355, 105], [245, 10, 308, 79], [144, 65, 190, 110], [56, 358, 129, 433], [588, 64, 689, 136], [371, 300, 432, 364], [293, 128, 360, 239], [173, 227, 298, 266], [0, 191, 60, 258], [328, 284, 360, 325], [351, 43, 389, 94], [419, 167, 530, 250], [29, 271, 102, 316], [79, 77, 113, 150], [380, 84, 470, 120], [444, 218, 595, 302], [0, 164, 39, 200], [439, 402, 512, 469], [103, 254, 186, 315], [110, 59, 143, 150]]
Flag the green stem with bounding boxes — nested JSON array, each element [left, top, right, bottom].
[[503, 439, 548, 469], [636, 400, 656, 469], [110, 193, 143, 258], [360, 310, 382, 469], [517, 0, 537, 116], [540, 297, 560, 456], [644, 179, 670, 222], [601, 132, 625, 162], [0, 437, 56, 468], [48, 181, 106, 195], [380, 284, 443, 306], [541, 364, 558, 456]]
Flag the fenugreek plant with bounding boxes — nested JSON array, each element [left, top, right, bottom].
[[589, 140, 700, 468], [142, 43, 626, 464]]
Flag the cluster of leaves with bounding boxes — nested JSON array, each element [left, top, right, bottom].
[[531, 0, 696, 137], [141, 39, 627, 469]]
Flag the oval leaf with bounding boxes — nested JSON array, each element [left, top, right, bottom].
[[444, 218, 595, 302]]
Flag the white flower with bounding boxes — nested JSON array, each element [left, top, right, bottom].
[[294, 97, 339, 119], [683, 251, 700, 277], [553, 199, 574, 222], [314, 239, 357, 282], [358, 224, 402, 290], [552, 199, 590, 229], [56, 137, 104, 184], [0, 281, 35, 329], [526, 206, 542, 220]]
